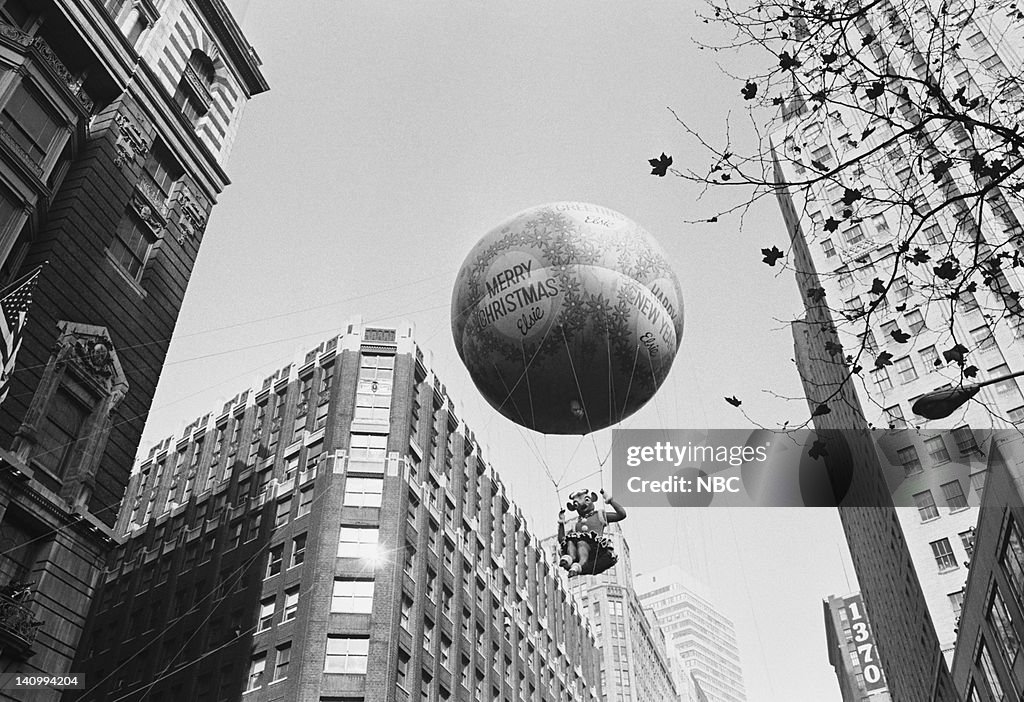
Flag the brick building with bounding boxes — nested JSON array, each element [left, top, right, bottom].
[[0, 0, 265, 697], [71, 322, 603, 702], [950, 434, 1024, 701]]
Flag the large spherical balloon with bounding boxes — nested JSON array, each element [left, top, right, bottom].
[[451, 202, 684, 434]]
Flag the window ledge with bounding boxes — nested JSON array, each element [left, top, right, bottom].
[[105, 249, 147, 298]]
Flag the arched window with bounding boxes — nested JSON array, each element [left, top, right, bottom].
[[174, 50, 215, 123]]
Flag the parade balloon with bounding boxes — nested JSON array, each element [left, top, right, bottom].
[[451, 202, 684, 434]]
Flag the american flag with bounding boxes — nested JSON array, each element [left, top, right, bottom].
[[0, 265, 42, 406]]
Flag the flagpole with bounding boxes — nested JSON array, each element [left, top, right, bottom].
[[0, 263, 45, 300]]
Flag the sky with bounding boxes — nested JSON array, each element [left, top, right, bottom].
[[139, 2, 862, 699]]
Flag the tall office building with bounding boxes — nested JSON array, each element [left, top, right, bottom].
[[0, 1, 266, 697], [772, 0, 1024, 670], [780, 148, 959, 699], [823, 592, 892, 702], [634, 566, 746, 702], [543, 525, 678, 702], [71, 322, 603, 702]]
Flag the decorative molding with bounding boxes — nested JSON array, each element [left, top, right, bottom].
[[129, 189, 166, 235], [0, 126, 42, 178], [29, 37, 94, 113], [113, 112, 148, 170], [172, 183, 208, 244]]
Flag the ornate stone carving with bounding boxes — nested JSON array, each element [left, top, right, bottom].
[[52, 323, 130, 405], [113, 112, 148, 170], [130, 190, 165, 235], [173, 183, 208, 244], [29, 37, 94, 113], [0, 126, 42, 178]]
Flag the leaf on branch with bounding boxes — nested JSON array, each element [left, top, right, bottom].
[[861, 32, 876, 46], [779, 51, 801, 70], [823, 217, 839, 232], [860, 126, 875, 140], [895, 303, 907, 312], [929, 158, 953, 183], [875, 351, 894, 368], [964, 365, 979, 378], [934, 258, 961, 281], [908, 247, 931, 265], [808, 439, 828, 460], [824, 340, 843, 356], [809, 159, 830, 172], [810, 90, 828, 103], [841, 187, 863, 206], [725, 396, 742, 407], [706, 216, 718, 223], [821, 51, 838, 64], [889, 327, 911, 344], [807, 286, 827, 302], [865, 81, 885, 99], [869, 278, 887, 296], [721, 173, 731, 180], [943, 343, 969, 365], [649, 153, 673, 177], [741, 81, 758, 100], [761, 246, 785, 266], [852, 364, 863, 374], [772, 95, 785, 105], [812, 403, 832, 416]]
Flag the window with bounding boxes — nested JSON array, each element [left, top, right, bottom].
[[246, 652, 266, 691], [1009, 406, 1024, 424], [297, 486, 314, 517], [913, 491, 938, 521], [941, 480, 968, 510], [961, 530, 976, 560], [977, 642, 1006, 702], [989, 586, 1021, 667], [970, 325, 997, 353], [924, 435, 950, 464], [344, 476, 384, 507], [325, 636, 369, 674], [257, 597, 275, 632], [989, 364, 1022, 401], [971, 471, 987, 497], [332, 579, 375, 613], [894, 356, 918, 383], [109, 213, 156, 279], [884, 405, 906, 430], [274, 498, 291, 527], [0, 84, 61, 166], [266, 545, 284, 578], [175, 50, 215, 122], [845, 225, 866, 245], [141, 141, 182, 203], [272, 643, 291, 682], [1001, 518, 1024, 600], [290, 534, 306, 568], [337, 526, 379, 559], [952, 426, 979, 454], [872, 368, 893, 392], [930, 538, 957, 571], [282, 586, 299, 622], [871, 213, 889, 234], [34, 383, 91, 476], [822, 239, 835, 258], [904, 309, 925, 334], [897, 446, 922, 475], [919, 346, 939, 370], [350, 433, 388, 461], [948, 590, 965, 617], [923, 224, 947, 246]]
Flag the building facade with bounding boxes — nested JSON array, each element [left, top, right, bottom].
[[824, 592, 893, 702], [772, 0, 1024, 673], [781, 147, 960, 701], [543, 526, 678, 702], [0, 1, 266, 697], [634, 566, 746, 702], [950, 434, 1024, 702], [71, 323, 603, 702]]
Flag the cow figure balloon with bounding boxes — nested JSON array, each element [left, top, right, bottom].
[[558, 488, 627, 577]]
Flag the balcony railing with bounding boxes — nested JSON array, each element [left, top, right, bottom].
[[0, 588, 43, 657]]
